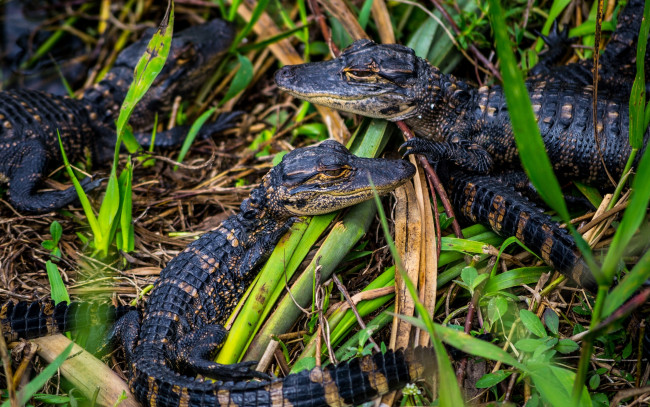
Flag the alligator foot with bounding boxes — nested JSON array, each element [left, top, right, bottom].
[[173, 324, 272, 381], [400, 137, 493, 174], [5, 140, 104, 213]]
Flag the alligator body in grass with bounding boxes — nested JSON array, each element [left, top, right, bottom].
[[0, 19, 238, 213], [273, 12, 650, 292], [1, 140, 430, 407], [529, 0, 650, 92]]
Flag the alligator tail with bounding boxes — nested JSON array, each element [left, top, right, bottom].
[[448, 172, 598, 292], [130, 347, 434, 407], [0, 301, 133, 343]]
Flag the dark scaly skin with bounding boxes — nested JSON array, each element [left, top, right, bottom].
[[2, 140, 429, 407], [275, 40, 645, 185], [446, 171, 597, 292], [0, 301, 134, 343], [530, 0, 650, 92], [273, 39, 647, 290], [0, 19, 237, 213]]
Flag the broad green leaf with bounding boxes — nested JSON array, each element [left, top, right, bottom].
[[220, 53, 253, 105], [46, 261, 70, 305], [476, 370, 513, 388], [556, 339, 580, 354], [520, 309, 546, 338], [487, 296, 508, 325], [544, 309, 559, 335], [291, 357, 316, 373], [528, 363, 591, 407], [50, 221, 62, 243], [515, 338, 544, 352]]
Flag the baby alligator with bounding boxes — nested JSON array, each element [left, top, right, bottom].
[[2, 140, 430, 407], [273, 34, 643, 291], [0, 19, 237, 213], [275, 39, 646, 185]]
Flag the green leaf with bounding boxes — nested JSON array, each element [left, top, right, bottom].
[[115, 4, 173, 151], [475, 370, 513, 388], [50, 221, 62, 244], [600, 0, 650, 282], [520, 309, 546, 338], [291, 357, 316, 373], [175, 107, 216, 168], [220, 53, 253, 105], [588, 374, 601, 390], [484, 267, 549, 293], [461, 266, 478, 286], [544, 309, 559, 335], [528, 363, 592, 407], [46, 261, 70, 305], [0, 343, 73, 407], [555, 339, 580, 354], [118, 160, 134, 253], [487, 296, 508, 325], [515, 338, 544, 352]]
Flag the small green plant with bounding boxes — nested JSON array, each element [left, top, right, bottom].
[[41, 221, 63, 260], [58, 5, 174, 259], [339, 326, 377, 361]]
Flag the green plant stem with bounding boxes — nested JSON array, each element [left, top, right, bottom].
[[607, 148, 637, 210], [571, 285, 607, 405]]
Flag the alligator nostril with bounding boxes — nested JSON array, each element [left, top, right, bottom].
[[276, 67, 295, 82]]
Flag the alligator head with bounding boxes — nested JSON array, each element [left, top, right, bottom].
[[275, 39, 425, 121], [244, 140, 415, 218], [85, 19, 234, 124]]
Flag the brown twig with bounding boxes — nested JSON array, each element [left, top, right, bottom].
[[332, 274, 380, 352]]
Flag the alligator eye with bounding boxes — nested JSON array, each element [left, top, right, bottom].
[[322, 168, 345, 177], [348, 70, 374, 78]]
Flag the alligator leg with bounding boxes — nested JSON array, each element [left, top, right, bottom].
[[172, 324, 271, 380], [529, 21, 581, 79], [108, 310, 141, 360], [3, 140, 102, 213], [401, 137, 493, 173], [134, 111, 242, 148]]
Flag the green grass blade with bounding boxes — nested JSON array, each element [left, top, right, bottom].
[[118, 160, 134, 253], [46, 261, 71, 304], [174, 107, 216, 169], [114, 3, 174, 159], [220, 53, 254, 106], [483, 267, 550, 293], [56, 131, 103, 247], [601, 0, 650, 279], [602, 248, 650, 316], [487, 0, 569, 221], [229, 0, 271, 52], [0, 343, 74, 407]]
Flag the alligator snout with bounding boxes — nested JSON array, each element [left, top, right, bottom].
[[275, 66, 296, 86]]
